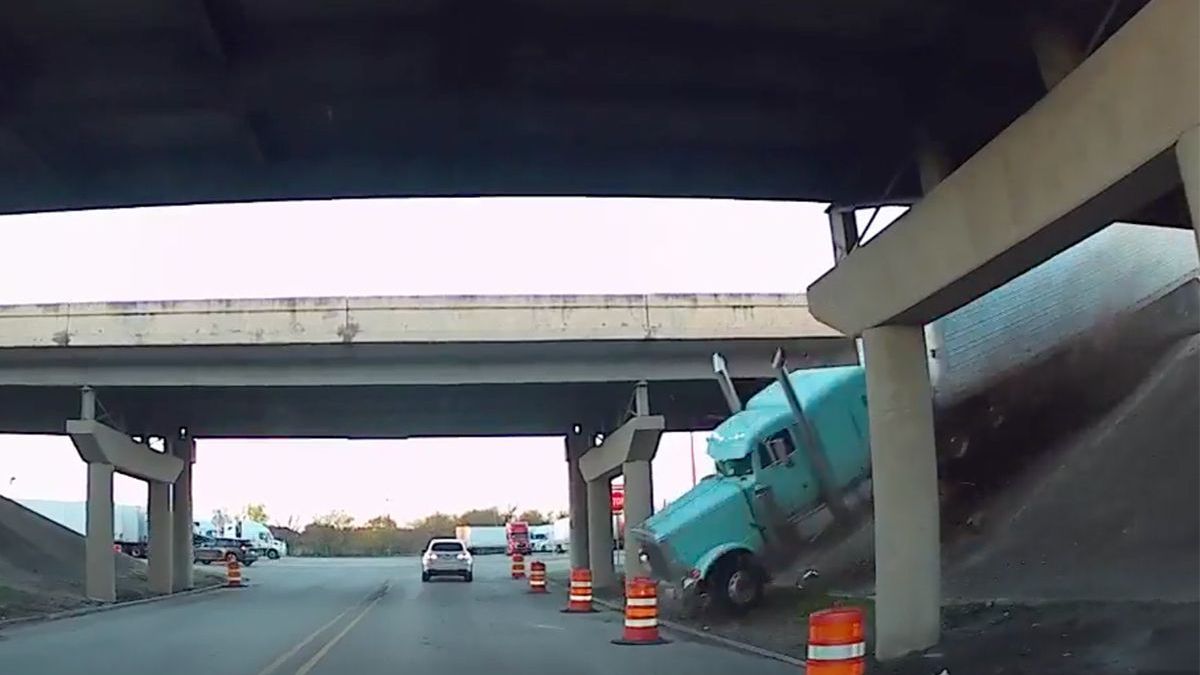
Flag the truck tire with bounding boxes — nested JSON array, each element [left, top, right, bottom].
[[707, 553, 765, 615], [267, 549, 280, 560]]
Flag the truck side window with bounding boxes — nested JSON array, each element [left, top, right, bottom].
[[756, 442, 776, 469], [760, 430, 796, 466]]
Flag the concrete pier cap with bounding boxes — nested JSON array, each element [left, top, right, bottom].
[[578, 415, 665, 483], [67, 419, 184, 483]]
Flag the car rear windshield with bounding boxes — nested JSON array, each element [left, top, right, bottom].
[[431, 542, 464, 552]]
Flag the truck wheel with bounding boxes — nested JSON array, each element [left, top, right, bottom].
[[267, 549, 280, 560], [708, 553, 764, 615], [130, 546, 144, 558]]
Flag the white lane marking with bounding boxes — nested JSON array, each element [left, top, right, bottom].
[[293, 593, 384, 675], [532, 624, 566, 631], [254, 606, 356, 675]]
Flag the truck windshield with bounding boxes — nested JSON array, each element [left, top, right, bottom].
[[715, 456, 753, 477]]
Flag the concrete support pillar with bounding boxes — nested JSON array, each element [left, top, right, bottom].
[[147, 480, 173, 594], [862, 325, 941, 659], [85, 462, 116, 603], [621, 459, 653, 579], [1177, 126, 1200, 251], [586, 477, 616, 590], [170, 436, 195, 591], [565, 429, 591, 570]]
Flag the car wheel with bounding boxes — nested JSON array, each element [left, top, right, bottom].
[[199, 560, 210, 565], [463, 572, 473, 582], [708, 553, 764, 615], [244, 560, 254, 567], [266, 549, 280, 560], [130, 546, 144, 558], [421, 571, 430, 582]]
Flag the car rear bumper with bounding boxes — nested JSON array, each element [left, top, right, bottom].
[[424, 561, 472, 574]]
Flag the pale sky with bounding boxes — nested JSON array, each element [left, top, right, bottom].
[[0, 197, 904, 527]]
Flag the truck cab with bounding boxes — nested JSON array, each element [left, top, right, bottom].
[[631, 363, 870, 613]]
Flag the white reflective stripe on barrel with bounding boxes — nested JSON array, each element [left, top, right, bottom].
[[625, 598, 656, 607], [569, 594, 592, 601], [624, 618, 658, 628], [807, 642, 866, 660]]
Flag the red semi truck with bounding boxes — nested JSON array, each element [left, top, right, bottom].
[[505, 521, 531, 556]]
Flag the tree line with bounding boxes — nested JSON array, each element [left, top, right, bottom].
[[255, 506, 564, 557]]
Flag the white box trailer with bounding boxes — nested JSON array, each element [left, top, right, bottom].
[[551, 518, 570, 553], [454, 525, 508, 555], [18, 499, 149, 557]]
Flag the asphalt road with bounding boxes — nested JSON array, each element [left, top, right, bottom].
[[0, 555, 794, 674]]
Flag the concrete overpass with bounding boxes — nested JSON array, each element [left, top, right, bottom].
[[0, 293, 852, 436]]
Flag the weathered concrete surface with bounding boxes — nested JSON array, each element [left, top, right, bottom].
[[0, 294, 837, 348], [809, 0, 1200, 335]]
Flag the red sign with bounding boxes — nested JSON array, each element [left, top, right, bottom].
[[611, 485, 625, 513]]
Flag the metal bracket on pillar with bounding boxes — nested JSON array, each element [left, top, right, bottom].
[[80, 386, 96, 421], [618, 381, 651, 427], [827, 206, 860, 263], [79, 385, 126, 433]]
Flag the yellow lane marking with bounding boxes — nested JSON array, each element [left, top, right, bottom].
[[253, 607, 356, 675], [292, 593, 384, 675]]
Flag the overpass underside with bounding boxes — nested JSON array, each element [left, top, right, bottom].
[[808, 0, 1198, 660], [0, 379, 763, 438]]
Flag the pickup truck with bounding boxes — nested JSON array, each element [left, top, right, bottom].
[[631, 357, 870, 613]]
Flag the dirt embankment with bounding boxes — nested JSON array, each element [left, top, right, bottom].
[[0, 496, 220, 621]]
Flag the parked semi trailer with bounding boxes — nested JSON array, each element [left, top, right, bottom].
[[631, 223, 1198, 613], [454, 525, 508, 555], [17, 499, 149, 558]]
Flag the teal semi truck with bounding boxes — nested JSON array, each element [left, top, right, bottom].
[[632, 354, 872, 612], [630, 222, 1198, 614]]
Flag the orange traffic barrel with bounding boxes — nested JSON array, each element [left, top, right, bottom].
[[226, 559, 244, 588], [611, 577, 669, 645], [561, 568, 596, 613], [806, 606, 866, 674], [511, 553, 526, 579], [528, 560, 547, 593]]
